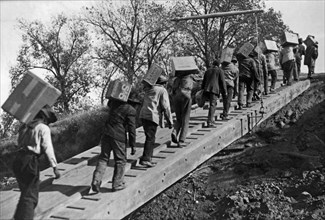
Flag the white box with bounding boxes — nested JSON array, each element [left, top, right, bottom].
[[220, 47, 235, 63], [263, 40, 278, 52], [281, 32, 298, 46], [171, 56, 198, 76]]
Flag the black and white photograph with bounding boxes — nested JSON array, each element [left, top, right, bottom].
[[1, 0, 324, 219]]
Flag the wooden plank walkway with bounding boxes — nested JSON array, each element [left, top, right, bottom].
[[0, 76, 310, 220]]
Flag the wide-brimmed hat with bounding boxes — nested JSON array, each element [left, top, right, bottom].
[[156, 75, 168, 84]]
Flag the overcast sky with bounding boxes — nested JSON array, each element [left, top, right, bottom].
[[1, 0, 324, 109]]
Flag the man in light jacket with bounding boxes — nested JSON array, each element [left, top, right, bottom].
[[139, 75, 173, 167], [13, 105, 61, 220]]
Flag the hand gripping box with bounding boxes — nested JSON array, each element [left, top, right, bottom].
[[1, 71, 61, 123], [281, 32, 298, 46], [220, 47, 235, 63], [143, 64, 164, 85], [171, 56, 199, 77], [105, 80, 132, 102], [237, 42, 254, 58], [263, 40, 278, 52]]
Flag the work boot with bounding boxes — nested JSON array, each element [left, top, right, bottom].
[[177, 141, 187, 148], [112, 164, 125, 189], [112, 182, 126, 192], [171, 133, 178, 144], [139, 160, 156, 168], [91, 180, 101, 193], [220, 113, 229, 121], [235, 105, 243, 110]]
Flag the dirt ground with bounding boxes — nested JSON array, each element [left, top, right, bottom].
[[129, 74, 325, 220]]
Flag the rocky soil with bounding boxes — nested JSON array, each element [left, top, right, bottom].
[[128, 74, 325, 220]]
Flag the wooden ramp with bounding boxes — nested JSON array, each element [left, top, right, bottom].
[[0, 79, 310, 220]]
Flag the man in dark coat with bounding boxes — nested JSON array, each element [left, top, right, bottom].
[[304, 41, 318, 79], [91, 90, 140, 192], [201, 60, 227, 127], [294, 38, 306, 79], [237, 54, 259, 109]]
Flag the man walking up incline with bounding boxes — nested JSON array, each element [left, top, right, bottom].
[[237, 53, 259, 109], [201, 60, 227, 127], [139, 75, 173, 168], [91, 90, 140, 193]]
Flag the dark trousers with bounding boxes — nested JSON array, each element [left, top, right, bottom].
[[268, 70, 277, 90], [13, 152, 40, 220], [172, 89, 192, 142], [238, 76, 254, 106], [282, 60, 295, 85], [307, 65, 315, 77], [203, 92, 218, 124], [296, 60, 302, 78], [92, 135, 126, 189], [222, 85, 234, 116], [141, 119, 158, 162]]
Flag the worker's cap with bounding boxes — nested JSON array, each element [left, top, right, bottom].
[[38, 105, 57, 124]]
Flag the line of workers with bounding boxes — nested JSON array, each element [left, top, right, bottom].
[[12, 35, 318, 219]]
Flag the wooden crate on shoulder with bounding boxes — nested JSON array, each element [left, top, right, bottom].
[[220, 47, 235, 63], [105, 80, 132, 102], [1, 71, 61, 123], [171, 56, 199, 77], [143, 64, 164, 85]]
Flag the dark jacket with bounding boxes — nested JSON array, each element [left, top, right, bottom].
[[304, 45, 318, 66], [238, 57, 259, 81], [201, 66, 227, 95], [104, 100, 136, 148]]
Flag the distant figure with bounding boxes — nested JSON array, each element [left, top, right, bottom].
[[265, 50, 278, 93], [294, 38, 306, 79], [139, 75, 173, 168], [304, 41, 318, 79], [236, 54, 259, 109], [250, 48, 268, 99], [13, 105, 60, 220], [171, 71, 200, 147], [231, 56, 239, 98], [221, 60, 239, 120], [279, 44, 296, 86], [201, 60, 227, 126], [91, 90, 140, 192]]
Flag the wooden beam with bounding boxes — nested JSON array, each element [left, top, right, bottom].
[[171, 9, 264, 22]]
